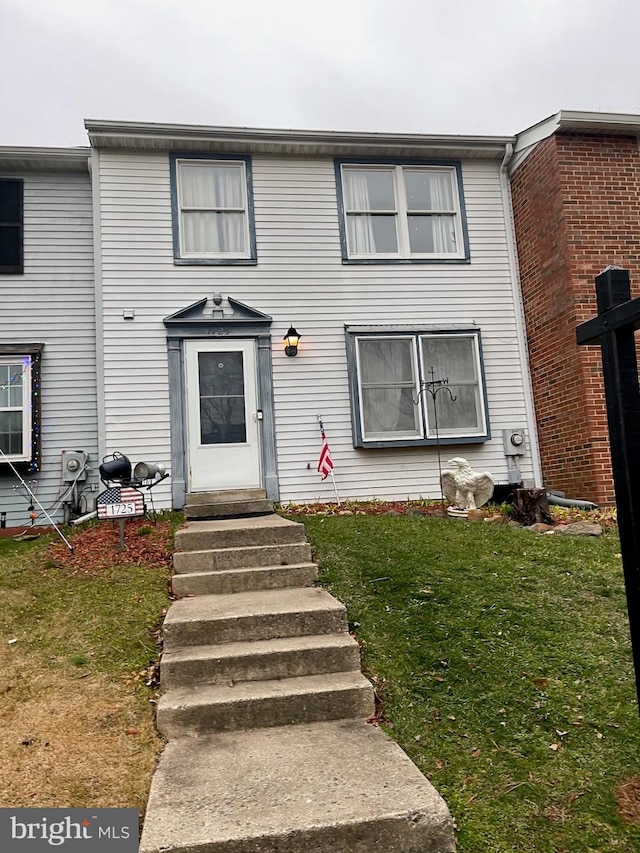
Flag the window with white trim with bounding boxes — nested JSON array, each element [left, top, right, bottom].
[[337, 162, 468, 261], [171, 156, 256, 263], [347, 330, 489, 447], [0, 355, 32, 461]]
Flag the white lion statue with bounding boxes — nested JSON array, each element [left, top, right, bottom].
[[441, 457, 494, 511]]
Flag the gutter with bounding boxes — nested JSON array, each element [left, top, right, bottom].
[[499, 142, 544, 488]]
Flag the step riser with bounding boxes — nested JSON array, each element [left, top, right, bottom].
[[171, 565, 317, 596], [175, 525, 306, 552], [157, 684, 374, 737], [161, 644, 361, 689], [173, 543, 313, 573], [163, 610, 348, 649], [185, 500, 273, 520], [185, 489, 266, 505]]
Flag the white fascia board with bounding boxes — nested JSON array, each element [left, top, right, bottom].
[[0, 146, 90, 171], [84, 118, 514, 159]]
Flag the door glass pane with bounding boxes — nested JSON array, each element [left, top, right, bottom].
[[343, 169, 396, 211], [198, 352, 246, 444], [0, 410, 23, 455]]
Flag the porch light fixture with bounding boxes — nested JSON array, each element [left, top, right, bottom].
[[284, 326, 301, 357]]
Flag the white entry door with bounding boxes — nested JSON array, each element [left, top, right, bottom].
[[185, 340, 261, 492]]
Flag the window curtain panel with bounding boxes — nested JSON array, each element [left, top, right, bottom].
[[344, 170, 377, 254], [421, 337, 480, 431], [360, 339, 418, 435], [181, 165, 245, 254]]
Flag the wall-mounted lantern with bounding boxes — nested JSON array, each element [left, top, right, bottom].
[[284, 326, 301, 357]]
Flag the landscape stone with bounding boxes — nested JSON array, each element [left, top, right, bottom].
[[558, 521, 603, 536]]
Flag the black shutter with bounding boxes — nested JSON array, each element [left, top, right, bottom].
[[0, 179, 24, 274]]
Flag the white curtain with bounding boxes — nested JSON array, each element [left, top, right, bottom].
[[181, 164, 245, 254], [344, 171, 377, 254], [405, 170, 456, 254], [360, 339, 418, 435]]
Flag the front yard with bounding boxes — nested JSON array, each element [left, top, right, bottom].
[[296, 513, 640, 853]]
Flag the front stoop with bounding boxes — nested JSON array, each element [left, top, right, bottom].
[[140, 720, 455, 853], [142, 505, 455, 853]]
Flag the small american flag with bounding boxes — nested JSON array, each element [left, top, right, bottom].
[[317, 422, 334, 480], [97, 486, 145, 519]]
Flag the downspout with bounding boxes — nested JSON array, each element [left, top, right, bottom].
[[90, 147, 107, 462], [499, 142, 544, 488]]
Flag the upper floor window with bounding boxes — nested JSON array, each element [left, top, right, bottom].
[[170, 155, 257, 265], [0, 179, 24, 274], [346, 328, 489, 448], [336, 161, 469, 263]]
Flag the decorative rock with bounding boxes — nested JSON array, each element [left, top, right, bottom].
[[467, 509, 487, 522], [558, 522, 603, 536], [406, 508, 424, 518], [525, 522, 556, 533], [484, 514, 506, 524]]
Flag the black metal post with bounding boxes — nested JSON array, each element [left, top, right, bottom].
[[577, 266, 640, 712]]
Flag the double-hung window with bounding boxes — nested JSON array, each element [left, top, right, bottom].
[[346, 329, 489, 447], [0, 179, 24, 274], [336, 161, 468, 262], [0, 355, 32, 462], [171, 155, 257, 264]]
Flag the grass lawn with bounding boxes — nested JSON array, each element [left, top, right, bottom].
[[297, 514, 640, 853], [0, 517, 175, 812]]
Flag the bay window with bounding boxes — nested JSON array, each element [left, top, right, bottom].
[[346, 329, 489, 447]]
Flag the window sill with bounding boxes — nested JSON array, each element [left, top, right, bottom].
[[173, 257, 258, 266], [341, 256, 470, 265], [355, 434, 489, 449]]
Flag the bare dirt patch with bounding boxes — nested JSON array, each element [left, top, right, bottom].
[[616, 775, 640, 826]]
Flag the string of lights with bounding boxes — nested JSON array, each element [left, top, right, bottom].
[[0, 371, 23, 392]]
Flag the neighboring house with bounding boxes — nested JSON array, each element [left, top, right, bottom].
[[0, 147, 99, 527], [85, 120, 541, 510], [510, 110, 640, 506]]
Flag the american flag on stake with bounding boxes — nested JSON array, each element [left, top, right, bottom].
[[97, 486, 145, 520], [317, 416, 340, 504]]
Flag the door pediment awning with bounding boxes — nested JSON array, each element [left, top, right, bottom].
[[164, 294, 272, 338]]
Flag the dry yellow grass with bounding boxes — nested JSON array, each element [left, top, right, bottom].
[[0, 650, 164, 811]]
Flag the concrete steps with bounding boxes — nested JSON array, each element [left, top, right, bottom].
[[157, 671, 375, 737], [184, 489, 273, 520], [141, 504, 455, 853], [163, 587, 348, 648], [140, 720, 455, 853], [171, 562, 318, 596], [161, 633, 362, 688]]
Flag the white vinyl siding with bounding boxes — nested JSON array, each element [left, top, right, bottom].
[[0, 171, 98, 524], [96, 150, 535, 505]]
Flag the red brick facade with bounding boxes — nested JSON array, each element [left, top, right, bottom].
[[511, 131, 640, 505]]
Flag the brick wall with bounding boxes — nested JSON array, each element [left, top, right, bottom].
[[511, 131, 640, 505]]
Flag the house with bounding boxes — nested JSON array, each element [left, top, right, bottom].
[[0, 147, 99, 528], [84, 119, 541, 510], [509, 110, 640, 506]]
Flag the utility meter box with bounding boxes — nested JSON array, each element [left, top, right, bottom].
[[502, 429, 526, 457], [62, 450, 88, 482]]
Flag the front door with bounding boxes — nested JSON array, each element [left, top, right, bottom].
[[185, 339, 261, 492]]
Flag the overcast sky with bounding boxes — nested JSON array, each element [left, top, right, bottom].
[[2, 0, 640, 147]]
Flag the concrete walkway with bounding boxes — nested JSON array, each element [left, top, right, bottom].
[[140, 491, 455, 853]]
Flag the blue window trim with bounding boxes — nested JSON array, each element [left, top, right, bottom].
[[334, 157, 470, 265], [345, 327, 490, 448], [169, 152, 257, 266]]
